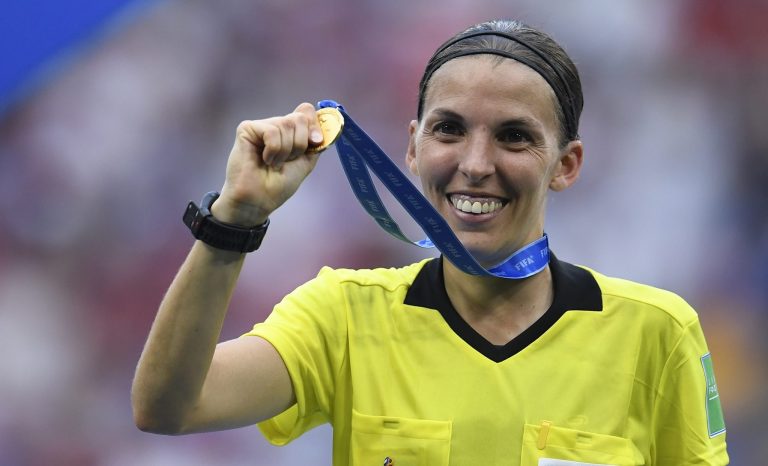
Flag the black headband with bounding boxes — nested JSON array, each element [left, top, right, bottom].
[[420, 30, 578, 140]]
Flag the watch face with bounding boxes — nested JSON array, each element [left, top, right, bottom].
[[307, 107, 344, 154]]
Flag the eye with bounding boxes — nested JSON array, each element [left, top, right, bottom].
[[433, 121, 464, 137], [498, 128, 532, 146]]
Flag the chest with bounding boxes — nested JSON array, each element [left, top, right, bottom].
[[341, 311, 647, 465]]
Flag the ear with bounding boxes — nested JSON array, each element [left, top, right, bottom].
[[549, 140, 583, 192], [405, 120, 419, 176]]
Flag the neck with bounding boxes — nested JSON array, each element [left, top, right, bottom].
[[442, 257, 555, 345]]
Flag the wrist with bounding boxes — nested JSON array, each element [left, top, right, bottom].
[[210, 196, 270, 227]]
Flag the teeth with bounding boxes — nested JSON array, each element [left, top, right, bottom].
[[451, 195, 503, 214]]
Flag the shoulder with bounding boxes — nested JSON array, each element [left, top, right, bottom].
[[582, 265, 699, 329], [271, 259, 433, 319], [315, 259, 432, 291]]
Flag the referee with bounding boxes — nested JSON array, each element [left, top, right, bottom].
[[132, 19, 728, 465]]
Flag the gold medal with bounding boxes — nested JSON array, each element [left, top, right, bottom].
[[308, 107, 344, 154]]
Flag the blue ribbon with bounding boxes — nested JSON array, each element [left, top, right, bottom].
[[318, 99, 549, 279]]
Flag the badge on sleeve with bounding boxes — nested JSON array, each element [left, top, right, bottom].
[[701, 353, 726, 437]]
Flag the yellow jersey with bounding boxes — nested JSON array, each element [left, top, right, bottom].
[[245, 255, 728, 465]]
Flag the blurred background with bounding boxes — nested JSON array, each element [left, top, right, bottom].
[[1, 0, 765, 464]]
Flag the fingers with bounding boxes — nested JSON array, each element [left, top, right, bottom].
[[221, 103, 325, 223], [254, 102, 322, 168], [295, 102, 324, 148]]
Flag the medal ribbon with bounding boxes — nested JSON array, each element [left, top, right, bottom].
[[318, 99, 549, 279]]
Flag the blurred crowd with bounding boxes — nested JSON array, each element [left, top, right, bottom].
[[0, 0, 765, 464]]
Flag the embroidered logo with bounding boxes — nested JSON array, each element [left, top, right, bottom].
[[701, 353, 726, 437]]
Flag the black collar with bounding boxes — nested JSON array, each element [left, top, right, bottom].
[[404, 254, 603, 363]]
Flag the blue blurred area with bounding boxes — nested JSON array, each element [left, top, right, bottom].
[[0, 0, 147, 114]]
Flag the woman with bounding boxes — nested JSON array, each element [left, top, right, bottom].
[[132, 19, 729, 465]]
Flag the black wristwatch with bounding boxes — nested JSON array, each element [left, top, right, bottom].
[[183, 191, 269, 253]]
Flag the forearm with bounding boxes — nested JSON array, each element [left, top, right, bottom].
[[132, 103, 322, 434], [131, 240, 245, 433]]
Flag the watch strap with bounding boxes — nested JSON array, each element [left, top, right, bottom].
[[183, 191, 269, 253]]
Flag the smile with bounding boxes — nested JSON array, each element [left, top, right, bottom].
[[449, 194, 505, 214]]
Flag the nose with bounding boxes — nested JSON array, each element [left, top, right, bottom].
[[458, 133, 495, 182]]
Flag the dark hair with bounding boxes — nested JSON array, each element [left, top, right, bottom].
[[417, 19, 583, 144]]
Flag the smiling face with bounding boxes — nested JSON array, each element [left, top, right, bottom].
[[407, 55, 583, 267]]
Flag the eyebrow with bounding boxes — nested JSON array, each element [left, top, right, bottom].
[[429, 108, 466, 123], [428, 107, 543, 131]]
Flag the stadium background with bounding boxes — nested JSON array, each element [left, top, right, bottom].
[[1, 0, 765, 463]]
